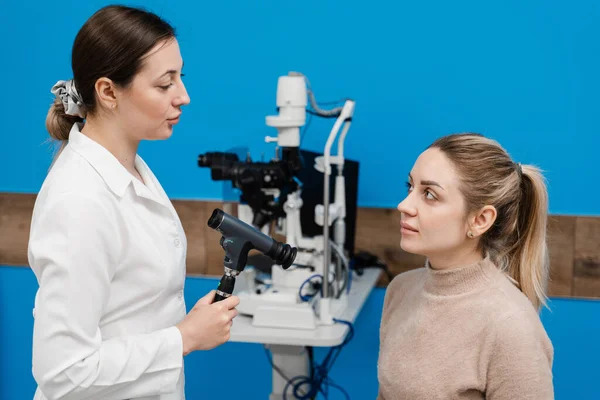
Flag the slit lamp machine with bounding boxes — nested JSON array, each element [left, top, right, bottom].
[[201, 72, 356, 330]]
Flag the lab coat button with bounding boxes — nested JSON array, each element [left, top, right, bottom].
[[178, 290, 184, 300], [174, 238, 181, 247]]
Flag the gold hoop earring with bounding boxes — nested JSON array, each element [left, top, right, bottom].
[[467, 231, 475, 238]]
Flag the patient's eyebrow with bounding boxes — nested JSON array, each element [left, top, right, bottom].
[[409, 174, 445, 190], [421, 180, 444, 190]]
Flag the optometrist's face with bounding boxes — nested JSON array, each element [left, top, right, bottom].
[[117, 38, 190, 140]]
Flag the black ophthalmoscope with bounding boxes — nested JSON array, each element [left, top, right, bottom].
[[206, 208, 297, 302]]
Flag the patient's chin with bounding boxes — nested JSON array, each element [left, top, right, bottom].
[[400, 239, 421, 255]]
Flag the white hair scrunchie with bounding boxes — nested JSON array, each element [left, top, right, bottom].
[[51, 79, 86, 119]]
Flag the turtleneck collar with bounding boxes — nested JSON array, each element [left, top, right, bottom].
[[423, 256, 500, 296]]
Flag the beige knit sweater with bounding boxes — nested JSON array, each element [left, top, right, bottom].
[[377, 257, 554, 399]]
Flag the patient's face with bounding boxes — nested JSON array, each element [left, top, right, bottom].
[[397, 148, 470, 263]]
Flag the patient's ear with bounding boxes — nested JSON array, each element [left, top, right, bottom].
[[467, 205, 497, 238]]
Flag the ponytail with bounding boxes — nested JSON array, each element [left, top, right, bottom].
[[46, 78, 86, 152], [46, 97, 83, 143], [507, 165, 550, 310]]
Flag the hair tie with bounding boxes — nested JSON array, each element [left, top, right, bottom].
[[515, 162, 523, 180], [51, 79, 86, 119]]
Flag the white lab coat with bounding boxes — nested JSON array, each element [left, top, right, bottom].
[[28, 123, 188, 400]]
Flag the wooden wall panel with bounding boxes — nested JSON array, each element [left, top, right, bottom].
[[354, 206, 425, 286], [573, 217, 600, 298], [2, 192, 599, 299], [546, 216, 575, 297], [201, 201, 236, 277], [0, 193, 35, 266], [171, 200, 209, 275]]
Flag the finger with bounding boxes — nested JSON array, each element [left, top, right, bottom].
[[220, 295, 240, 309], [227, 309, 238, 320], [197, 290, 216, 305]]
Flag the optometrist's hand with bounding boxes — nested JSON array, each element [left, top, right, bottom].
[[176, 290, 239, 355]]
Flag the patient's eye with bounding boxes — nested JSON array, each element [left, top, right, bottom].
[[424, 190, 436, 200]]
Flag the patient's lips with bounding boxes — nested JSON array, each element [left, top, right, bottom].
[[401, 221, 418, 235]]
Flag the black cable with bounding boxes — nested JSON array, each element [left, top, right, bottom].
[[264, 346, 293, 382], [275, 319, 354, 399], [307, 346, 314, 377], [329, 253, 348, 299], [301, 97, 349, 145], [299, 275, 324, 302], [306, 109, 340, 119], [264, 347, 310, 398], [325, 377, 351, 400], [336, 251, 350, 297], [350, 251, 394, 282], [300, 112, 313, 146]]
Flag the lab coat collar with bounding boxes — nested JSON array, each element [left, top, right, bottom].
[[67, 123, 166, 208], [133, 157, 172, 209]]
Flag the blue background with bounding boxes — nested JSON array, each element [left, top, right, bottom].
[[2, 0, 600, 214], [2, 267, 600, 399], [1, 0, 599, 399]]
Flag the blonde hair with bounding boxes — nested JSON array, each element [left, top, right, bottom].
[[429, 133, 550, 310]]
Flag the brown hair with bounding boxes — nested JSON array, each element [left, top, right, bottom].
[[429, 133, 550, 310], [46, 5, 176, 142]]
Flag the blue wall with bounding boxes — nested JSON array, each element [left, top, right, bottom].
[[2, 266, 599, 399], [1, 0, 600, 214], [2, 1, 600, 399]]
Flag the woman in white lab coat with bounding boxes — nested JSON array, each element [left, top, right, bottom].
[[28, 5, 239, 400]]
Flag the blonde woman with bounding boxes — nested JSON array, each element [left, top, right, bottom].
[[377, 133, 554, 399]]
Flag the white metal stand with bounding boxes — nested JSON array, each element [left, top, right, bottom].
[[266, 344, 310, 400], [230, 268, 381, 399]]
